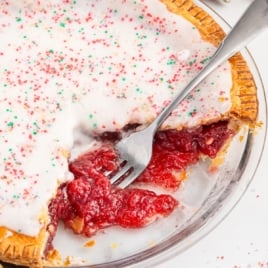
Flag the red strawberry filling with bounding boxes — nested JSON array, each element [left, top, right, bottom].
[[46, 120, 233, 251]]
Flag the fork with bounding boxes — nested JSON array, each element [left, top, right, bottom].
[[110, 0, 268, 188]]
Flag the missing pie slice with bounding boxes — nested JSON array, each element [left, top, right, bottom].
[[0, 0, 258, 267]]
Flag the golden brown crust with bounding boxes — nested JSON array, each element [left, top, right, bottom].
[[161, 0, 258, 123], [229, 54, 258, 123], [161, 0, 225, 46], [0, 227, 47, 268]]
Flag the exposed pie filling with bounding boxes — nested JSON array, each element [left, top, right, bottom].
[[47, 120, 234, 252]]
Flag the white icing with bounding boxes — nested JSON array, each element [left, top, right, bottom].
[[0, 0, 232, 236]]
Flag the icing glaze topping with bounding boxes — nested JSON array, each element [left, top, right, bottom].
[[0, 0, 231, 236]]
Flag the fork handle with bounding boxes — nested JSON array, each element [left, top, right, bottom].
[[149, 0, 268, 133]]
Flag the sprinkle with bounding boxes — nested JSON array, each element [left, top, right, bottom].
[[136, 87, 142, 93], [188, 108, 197, 117], [188, 59, 196, 66], [167, 59, 176, 65], [12, 194, 20, 199], [7, 122, 14, 127], [201, 57, 210, 65]]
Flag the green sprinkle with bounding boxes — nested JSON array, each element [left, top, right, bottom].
[[186, 94, 193, 100], [167, 59, 176, 65], [51, 158, 56, 167], [201, 57, 210, 65], [59, 22, 66, 28], [188, 108, 197, 117], [57, 89, 64, 95], [7, 121, 14, 127], [16, 17, 22, 22], [88, 114, 94, 119], [139, 15, 144, 19], [79, 27, 85, 33], [136, 87, 142, 93], [188, 59, 196, 66]]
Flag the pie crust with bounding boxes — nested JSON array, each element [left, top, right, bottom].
[[0, 0, 258, 267], [161, 0, 258, 124], [0, 227, 46, 268]]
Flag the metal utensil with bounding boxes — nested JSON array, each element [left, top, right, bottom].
[[110, 0, 268, 188]]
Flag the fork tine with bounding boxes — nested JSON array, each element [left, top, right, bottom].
[[110, 162, 133, 184], [117, 166, 144, 188]]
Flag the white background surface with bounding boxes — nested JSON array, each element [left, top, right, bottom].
[[157, 0, 268, 267]]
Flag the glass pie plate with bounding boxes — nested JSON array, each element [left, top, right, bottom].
[[51, 2, 267, 268], [1, 1, 267, 268]]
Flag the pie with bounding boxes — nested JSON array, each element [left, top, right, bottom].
[[0, 0, 258, 267]]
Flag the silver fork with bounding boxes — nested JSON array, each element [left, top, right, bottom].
[[110, 0, 268, 188]]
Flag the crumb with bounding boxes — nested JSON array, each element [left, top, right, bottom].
[[46, 249, 62, 263], [64, 256, 72, 266], [84, 240, 96, 248], [149, 240, 156, 247], [111, 243, 118, 249]]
